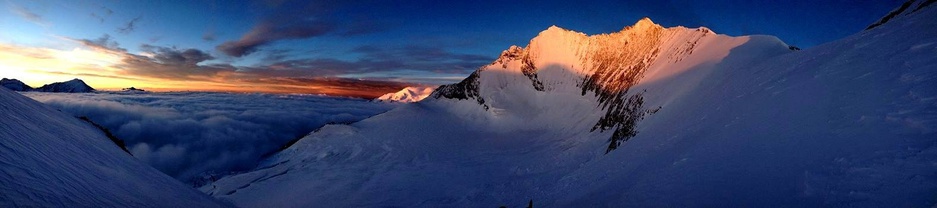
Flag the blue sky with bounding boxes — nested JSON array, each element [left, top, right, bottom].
[[0, 0, 902, 97]]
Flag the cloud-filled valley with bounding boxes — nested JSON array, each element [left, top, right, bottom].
[[23, 91, 396, 184]]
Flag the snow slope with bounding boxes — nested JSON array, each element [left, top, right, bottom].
[[374, 86, 437, 102], [206, 3, 936, 207], [0, 87, 227, 207]]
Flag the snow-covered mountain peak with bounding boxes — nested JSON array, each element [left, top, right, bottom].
[[375, 86, 437, 103], [506, 18, 711, 79], [432, 17, 792, 152], [627, 17, 658, 31], [528, 25, 589, 53], [454, 17, 742, 102]]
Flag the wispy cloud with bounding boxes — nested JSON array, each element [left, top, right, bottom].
[[139, 44, 214, 65], [217, 20, 333, 57], [9, 3, 47, 26], [35, 70, 147, 81], [117, 16, 142, 34], [202, 30, 216, 42], [89, 6, 113, 23], [73, 34, 126, 52], [216, 1, 388, 57]]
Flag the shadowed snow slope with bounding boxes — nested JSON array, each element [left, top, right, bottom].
[[206, 4, 936, 207], [0, 87, 227, 207]]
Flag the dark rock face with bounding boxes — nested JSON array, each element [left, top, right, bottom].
[[520, 56, 545, 92], [494, 46, 545, 91], [866, 0, 936, 30], [914, 0, 937, 12], [77, 116, 132, 155], [578, 25, 664, 153], [431, 70, 486, 107], [867, 1, 915, 30], [1, 78, 33, 91]]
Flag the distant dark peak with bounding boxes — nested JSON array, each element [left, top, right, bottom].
[[122, 87, 145, 92], [866, 0, 936, 30], [37, 79, 95, 93], [1, 78, 33, 91], [431, 70, 486, 109]]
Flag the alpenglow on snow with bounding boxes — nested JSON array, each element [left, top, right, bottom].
[[202, 2, 937, 207]]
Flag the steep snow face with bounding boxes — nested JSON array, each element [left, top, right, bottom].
[[0, 78, 32, 91], [0, 87, 227, 207], [555, 6, 937, 206], [375, 86, 437, 102], [207, 5, 936, 207], [36, 78, 95, 93], [433, 17, 786, 151]]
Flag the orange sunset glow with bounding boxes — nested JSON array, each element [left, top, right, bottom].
[[0, 42, 411, 98]]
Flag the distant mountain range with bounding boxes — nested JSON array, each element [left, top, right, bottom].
[[1, 78, 95, 93]]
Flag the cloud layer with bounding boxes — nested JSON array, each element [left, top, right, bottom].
[[24, 91, 396, 184]]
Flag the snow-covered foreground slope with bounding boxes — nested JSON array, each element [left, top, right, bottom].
[[0, 87, 227, 207], [375, 86, 437, 102], [206, 4, 936, 207]]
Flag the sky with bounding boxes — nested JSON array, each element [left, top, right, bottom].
[[0, 0, 902, 98]]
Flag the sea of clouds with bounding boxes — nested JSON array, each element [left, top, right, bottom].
[[24, 91, 396, 184]]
